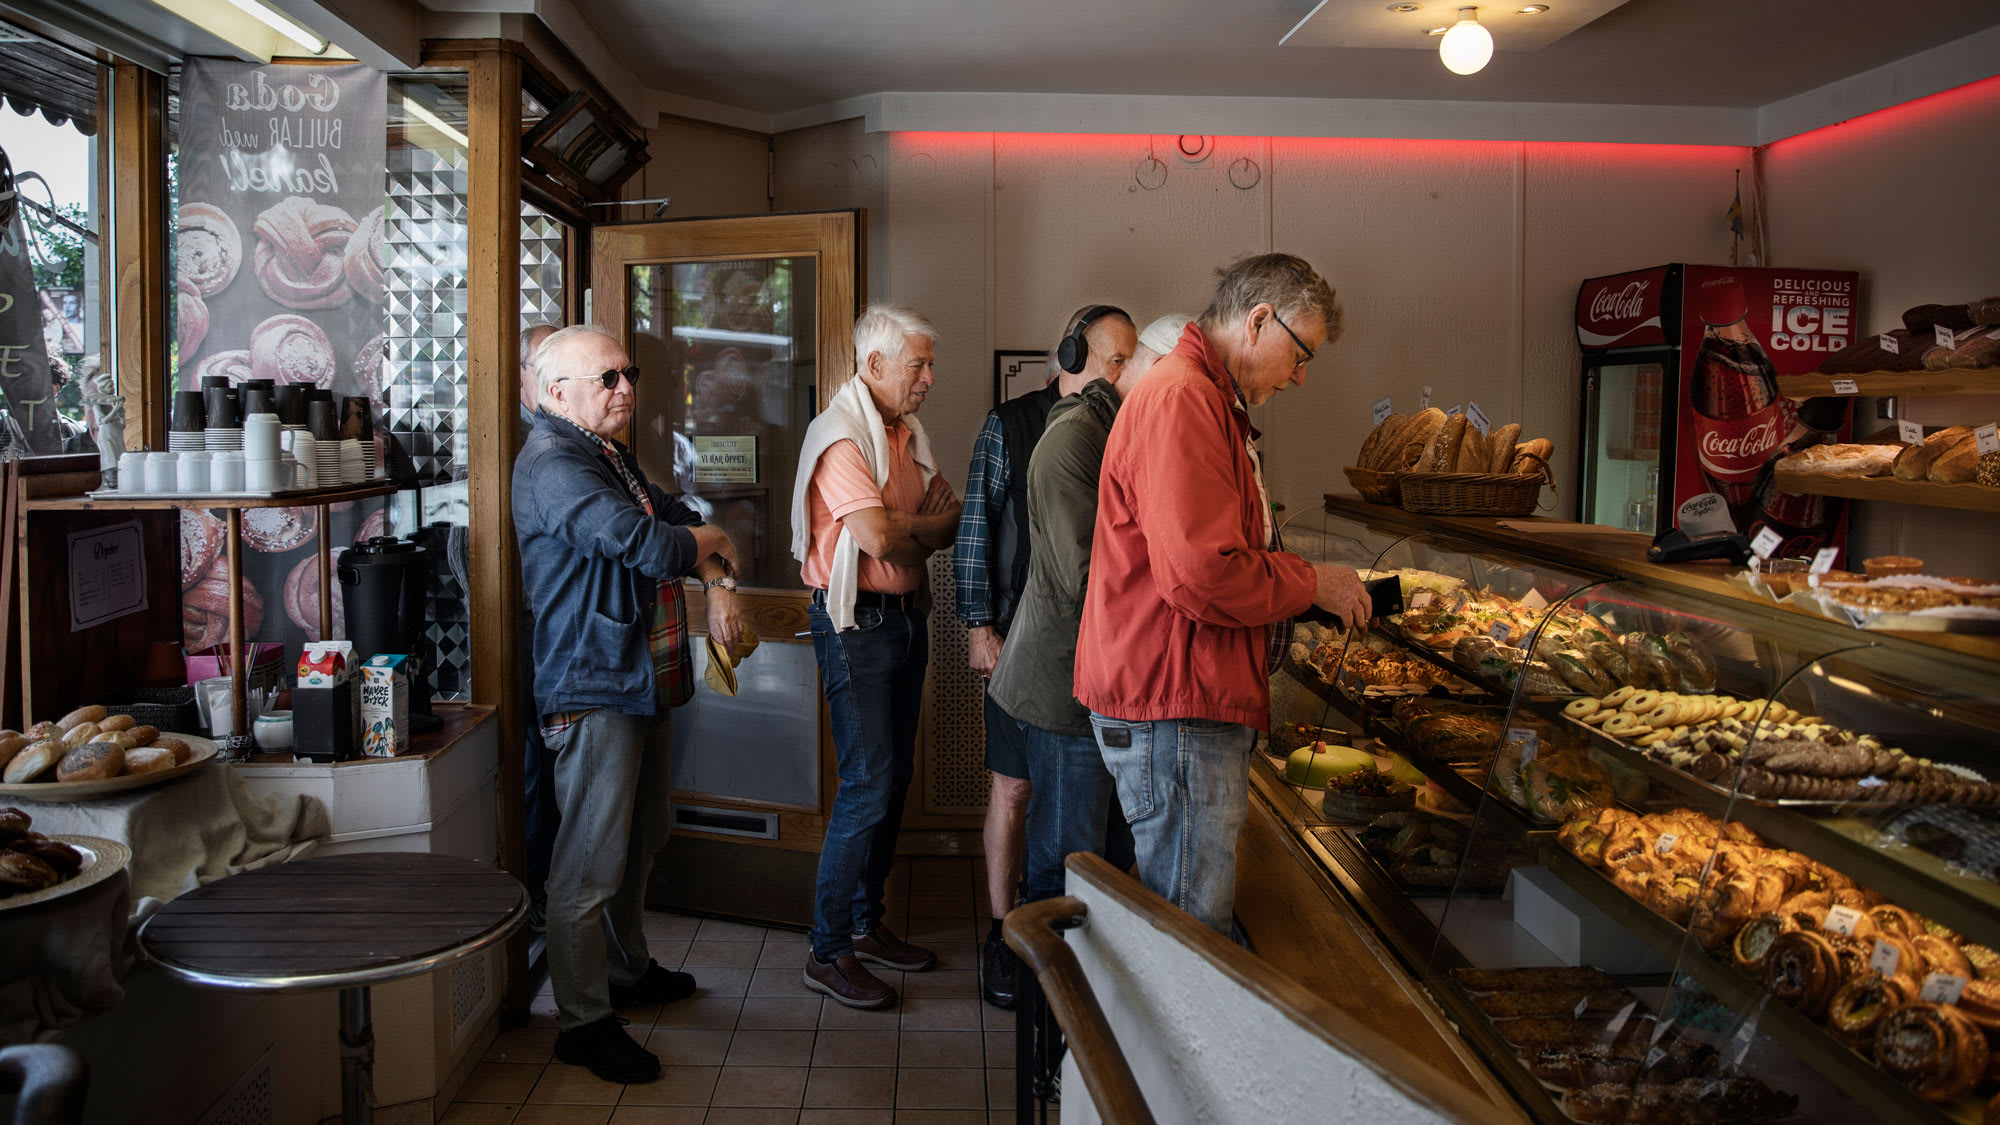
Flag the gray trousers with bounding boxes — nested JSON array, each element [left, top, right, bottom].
[[544, 708, 672, 1030]]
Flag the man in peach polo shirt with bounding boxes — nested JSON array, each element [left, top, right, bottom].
[[790, 305, 962, 1009]]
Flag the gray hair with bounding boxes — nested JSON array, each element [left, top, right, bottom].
[[1137, 313, 1193, 357], [852, 304, 939, 378], [1197, 253, 1343, 345], [535, 324, 622, 406], [521, 321, 562, 370]]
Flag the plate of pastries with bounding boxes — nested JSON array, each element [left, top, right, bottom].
[[0, 705, 217, 799], [0, 805, 129, 911]]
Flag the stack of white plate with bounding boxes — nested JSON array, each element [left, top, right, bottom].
[[362, 439, 377, 480], [316, 441, 343, 490], [205, 427, 242, 453], [167, 431, 206, 453]]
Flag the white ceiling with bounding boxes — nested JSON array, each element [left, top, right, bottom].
[[567, 0, 1999, 118]]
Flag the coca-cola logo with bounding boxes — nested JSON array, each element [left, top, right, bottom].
[[1588, 280, 1651, 324], [1698, 418, 1782, 468]]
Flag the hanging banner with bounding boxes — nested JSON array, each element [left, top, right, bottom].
[[176, 60, 389, 653], [0, 206, 56, 452]]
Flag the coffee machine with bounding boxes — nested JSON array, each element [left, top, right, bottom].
[[338, 535, 442, 732]]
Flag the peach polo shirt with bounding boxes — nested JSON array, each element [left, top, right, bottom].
[[801, 422, 929, 595]]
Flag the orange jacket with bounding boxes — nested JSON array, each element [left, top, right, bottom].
[[1074, 323, 1317, 728]]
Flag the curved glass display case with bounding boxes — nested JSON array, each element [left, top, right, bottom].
[[1257, 499, 2000, 1125]]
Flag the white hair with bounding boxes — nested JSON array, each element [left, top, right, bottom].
[[521, 321, 562, 369], [852, 304, 938, 379], [535, 324, 623, 407]]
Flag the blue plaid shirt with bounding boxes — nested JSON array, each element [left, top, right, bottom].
[[952, 412, 1010, 627]]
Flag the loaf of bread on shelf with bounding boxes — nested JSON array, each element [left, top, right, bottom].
[[1487, 423, 1522, 473], [1354, 413, 1404, 469], [1778, 443, 1900, 477], [1453, 424, 1488, 473], [1371, 408, 1446, 471], [1422, 413, 1468, 472], [1930, 433, 1982, 483], [1894, 425, 1972, 480]]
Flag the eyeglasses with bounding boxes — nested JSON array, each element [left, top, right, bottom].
[[1269, 310, 1314, 369], [555, 366, 639, 390]]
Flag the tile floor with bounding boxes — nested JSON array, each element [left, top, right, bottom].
[[443, 855, 1058, 1125]]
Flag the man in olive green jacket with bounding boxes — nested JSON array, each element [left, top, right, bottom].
[[988, 314, 1191, 904]]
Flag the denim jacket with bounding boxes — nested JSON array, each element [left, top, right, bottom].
[[514, 415, 705, 717]]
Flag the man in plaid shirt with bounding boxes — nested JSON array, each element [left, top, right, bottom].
[[953, 305, 1136, 1009]]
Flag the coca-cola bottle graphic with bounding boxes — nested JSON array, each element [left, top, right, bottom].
[[1749, 395, 1850, 557], [1688, 276, 1795, 525]]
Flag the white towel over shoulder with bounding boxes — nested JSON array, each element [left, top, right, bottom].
[[790, 377, 939, 631]]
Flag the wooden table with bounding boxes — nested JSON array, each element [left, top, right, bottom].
[[136, 852, 525, 1124]]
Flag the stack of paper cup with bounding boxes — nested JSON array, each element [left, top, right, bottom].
[[316, 439, 343, 490]]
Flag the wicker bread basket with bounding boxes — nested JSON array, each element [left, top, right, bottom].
[[1398, 471, 1546, 516], [1343, 466, 1402, 505]]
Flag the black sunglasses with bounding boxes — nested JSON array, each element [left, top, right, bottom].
[[556, 365, 639, 390], [1268, 310, 1314, 368]]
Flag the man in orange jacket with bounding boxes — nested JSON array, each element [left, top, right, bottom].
[[1074, 253, 1373, 935]]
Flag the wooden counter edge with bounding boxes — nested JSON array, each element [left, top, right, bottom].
[[238, 702, 496, 768]]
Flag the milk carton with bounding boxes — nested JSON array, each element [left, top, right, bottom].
[[298, 639, 354, 688], [359, 653, 410, 758]]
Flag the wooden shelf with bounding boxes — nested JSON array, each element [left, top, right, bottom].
[[23, 482, 399, 512], [1543, 847, 1980, 1124], [1771, 469, 2000, 514], [1779, 370, 1999, 399]]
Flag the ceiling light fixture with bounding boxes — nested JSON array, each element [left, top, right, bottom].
[[1515, 4, 1550, 12], [1438, 7, 1493, 75], [221, 0, 328, 54], [1386, 3, 1420, 11], [1425, 25, 1449, 35], [401, 97, 467, 148]]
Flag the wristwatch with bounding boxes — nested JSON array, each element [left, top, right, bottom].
[[703, 576, 738, 593]]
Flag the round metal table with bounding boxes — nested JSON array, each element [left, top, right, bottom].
[[137, 852, 526, 1125]]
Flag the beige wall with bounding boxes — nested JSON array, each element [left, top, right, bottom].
[[1761, 78, 2000, 573], [635, 119, 772, 219], [775, 123, 1751, 515]]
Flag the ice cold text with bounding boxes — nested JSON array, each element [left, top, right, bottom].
[[1767, 304, 1849, 353]]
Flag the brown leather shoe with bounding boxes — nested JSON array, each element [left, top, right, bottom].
[[852, 923, 938, 972], [803, 952, 897, 1009]]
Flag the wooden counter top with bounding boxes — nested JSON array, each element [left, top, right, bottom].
[[240, 701, 495, 767], [1320, 493, 2000, 670]]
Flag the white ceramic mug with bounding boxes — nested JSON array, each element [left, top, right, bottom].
[[245, 413, 284, 461], [253, 710, 294, 750], [146, 452, 178, 493], [245, 457, 284, 492], [118, 451, 148, 492], [211, 450, 245, 493], [177, 451, 212, 493]]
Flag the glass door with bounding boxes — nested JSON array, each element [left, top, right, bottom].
[[1580, 353, 1671, 534], [593, 212, 858, 923]]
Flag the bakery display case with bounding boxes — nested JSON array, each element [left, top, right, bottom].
[[1255, 497, 2000, 1125]]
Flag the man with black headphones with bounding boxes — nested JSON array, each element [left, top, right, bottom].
[[954, 304, 1138, 1010]]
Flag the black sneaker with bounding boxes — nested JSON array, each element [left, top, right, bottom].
[[554, 1014, 660, 1084], [527, 895, 547, 934], [981, 928, 1019, 1009], [609, 959, 698, 1007]]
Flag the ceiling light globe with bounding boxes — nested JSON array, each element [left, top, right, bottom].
[[1439, 16, 1493, 74]]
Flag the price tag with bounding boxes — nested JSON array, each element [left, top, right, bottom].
[[1574, 996, 1590, 1019], [1898, 419, 1924, 446], [1810, 546, 1839, 575], [1880, 333, 1900, 355], [1935, 324, 1957, 350], [1372, 396, 1394, 425], [1466, 401, 1492, 437], [1644, 1046, 1667, 1069], [1488, 621, 1512, 644], [1506, 727, 1539, 763], [1831, 378, 1859, 396], [1870, 939, 1902, 977], [1921, 972, 1968, 1005], [1655, 832, 1679, 855], [1446, 403, 1463, 418], [1750, 526, 1784, 560], [1521, 588, 1549, 610], [1421, 385, 1434, 408], [1977, 423, 2000, 457], [1822, 904, 1863, 936]]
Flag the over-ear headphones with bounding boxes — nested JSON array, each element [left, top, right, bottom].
[[1055, 305, 1129, 375]]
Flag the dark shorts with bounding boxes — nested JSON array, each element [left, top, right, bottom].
[[984, 687, 1030, 778]]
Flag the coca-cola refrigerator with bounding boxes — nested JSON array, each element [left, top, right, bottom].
[[1575, 264, 1859, 558]]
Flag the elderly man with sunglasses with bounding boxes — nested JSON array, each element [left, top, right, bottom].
[[515, 325, 743, 1084]]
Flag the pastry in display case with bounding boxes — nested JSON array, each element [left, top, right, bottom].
[[1253, 497, 2000, 1124]]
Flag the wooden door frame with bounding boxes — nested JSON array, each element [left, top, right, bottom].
[[592, 210, 861, 853]]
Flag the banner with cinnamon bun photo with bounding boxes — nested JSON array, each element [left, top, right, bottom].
[[176, 60, 389, 654]]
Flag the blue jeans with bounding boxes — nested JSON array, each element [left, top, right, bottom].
[[809, 601, 928, 960], [520, 614, 558, 900], [1088, 713, 1256, 935], [1020, 720, 1134, 904]]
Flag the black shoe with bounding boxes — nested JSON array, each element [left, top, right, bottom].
[[554, 1015, 660, 1084], [981, 928, 1019, 1009], [609, 959, 698, 1007], [527, 895, 547, 934]]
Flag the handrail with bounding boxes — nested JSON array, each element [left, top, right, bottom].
[[1003, 895, 1157, 1125], [1044, 852, 1504, 1124]]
